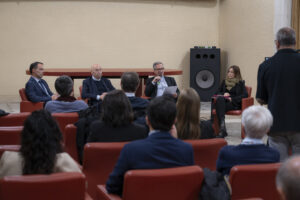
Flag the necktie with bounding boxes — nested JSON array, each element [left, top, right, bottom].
[[38, 80, 50, 96]]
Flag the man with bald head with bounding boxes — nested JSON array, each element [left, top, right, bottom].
[[82, 64, 115, 106], [276, 155, 300, 200]]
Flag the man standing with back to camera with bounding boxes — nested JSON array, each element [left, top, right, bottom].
[[256, 27, 300, 161]]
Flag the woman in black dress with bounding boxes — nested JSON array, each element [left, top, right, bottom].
[[176, 88, 215, 140], [212, 65, 248, 137]]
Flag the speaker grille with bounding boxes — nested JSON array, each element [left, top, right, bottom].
[[195, 70, 215, 89]]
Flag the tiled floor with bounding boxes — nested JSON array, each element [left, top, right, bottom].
[[0, 101, 245, 145]]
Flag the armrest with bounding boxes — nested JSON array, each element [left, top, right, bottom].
[[241, 97, 254, 111], [20, 101, 44, 112], [97, 185, 122, 200]]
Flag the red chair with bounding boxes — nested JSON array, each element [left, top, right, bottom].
[[97, 166, 204, 200], [64, 124, 79, 162], [19, 88, 44, 112], [52, 112, 79, 135], [83, 142, 128, 199], [0, 113, 30, 126], [185, 138, 227, 170], [0, 172, 92, 200], [229, 163, 281, 200], [0, 145, 20, 158], [212, 86, 254, 138], [0, 126, 23, 145]]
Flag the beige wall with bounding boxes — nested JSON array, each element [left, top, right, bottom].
[[219, 0, 275, 102], [0, 0, 219, 102]]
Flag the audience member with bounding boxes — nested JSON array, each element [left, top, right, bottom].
[[81, 64, 115, 106], [276, 155, 300, 200], [216, 105, 280, 176], [121, 72, 149, 125], [211, 65, 248, 138], [106, 96, 194, 195], [87, 90, 147, 142], [256, 27, 300, 161], [145, 61, 179, 99], [45, 75, 88, 113], [176, 88, 215, 140], [0, 110, 81, 178], [25, 62, 57, 103]]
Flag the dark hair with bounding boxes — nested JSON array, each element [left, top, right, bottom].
[[276, 27, 296, 46], [228, 65, 243, 81], [176, 88, 201, 139], [20, 110, 63, 175], [121, 72, 140, 92], [102, 90, 134, 127], [29, 62, 43, 74], [153, 61, 163, 69], [55, 75, 73, 97], [147, 96, 176, 131]]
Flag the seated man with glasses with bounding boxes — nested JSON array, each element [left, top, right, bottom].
[[145, 61, 179, 99]]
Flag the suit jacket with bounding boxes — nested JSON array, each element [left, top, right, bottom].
[[81, 76, 115, 106], [216, 144, 280, 176], [128, 96, 149, 126], [256, 48, 300, 133], [0, 151, 82, 178], [87, 120, 147, 142], [106, 131, 194, 195], [217, 80, 248, 108], [25, 76, 53, 102], [145, 76, 179, 98]]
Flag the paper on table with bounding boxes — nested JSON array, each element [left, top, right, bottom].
[[163, 86, 177, 95]]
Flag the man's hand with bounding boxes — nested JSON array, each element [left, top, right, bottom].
[[100, 92, 107, 100], [51, 94, 58, 100], [152, 76, 161, 83]]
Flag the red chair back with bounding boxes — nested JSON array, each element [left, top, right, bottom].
[[64, 124, 79, 162], [245, 86, 252, 97], [185, 138, 227, 170], [0, 145, 20, 158], [19, 88, 28, 101], [97, 166, 204, 200], [52, 112, 79, 135], [0, 113, 30, 126], [0, 126, 23, 145], [83, 142, 128, 199], [230, 163, 281, 200], [0, 172, 86, 200]]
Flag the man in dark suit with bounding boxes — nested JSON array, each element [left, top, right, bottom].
[[81, 64, 115, 106], [256, 27, 300, 161], [106, 96, 194, 195], [25, 62, 57, 103], [145, 61, 179, 99], [121, 72, 149, 126], [217, 105, 280, 176]]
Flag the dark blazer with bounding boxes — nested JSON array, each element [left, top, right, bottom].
[[82, 77, 115, 105], [216, 144, 280, 176], [256, 48, 300, 133], [145, 76, 179, 98], [217, 80, 248, 108], [87, 120, 147, 142], [128, 96, 149, 126], [25, 76, 53, 103], [106, 131, 194, 195]]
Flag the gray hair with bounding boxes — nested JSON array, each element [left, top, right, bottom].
[[153, 61, 163, 69], [276, 155, 300, 200], [54, 75, 73, 97], [276, 27, 296, 47], [241, 105, 273, 139]]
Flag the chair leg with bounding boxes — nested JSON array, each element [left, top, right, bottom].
[[213, 114, 220, 136]]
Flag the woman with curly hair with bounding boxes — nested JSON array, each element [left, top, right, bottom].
[[0, 110, 81, 177]]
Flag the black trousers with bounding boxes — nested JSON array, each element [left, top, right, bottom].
[[211, 96, 238, 125]]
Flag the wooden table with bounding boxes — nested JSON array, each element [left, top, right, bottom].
[[26, 68, 182, 96]]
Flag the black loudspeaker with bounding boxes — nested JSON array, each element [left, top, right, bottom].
[[190, 48, 220, 101]]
